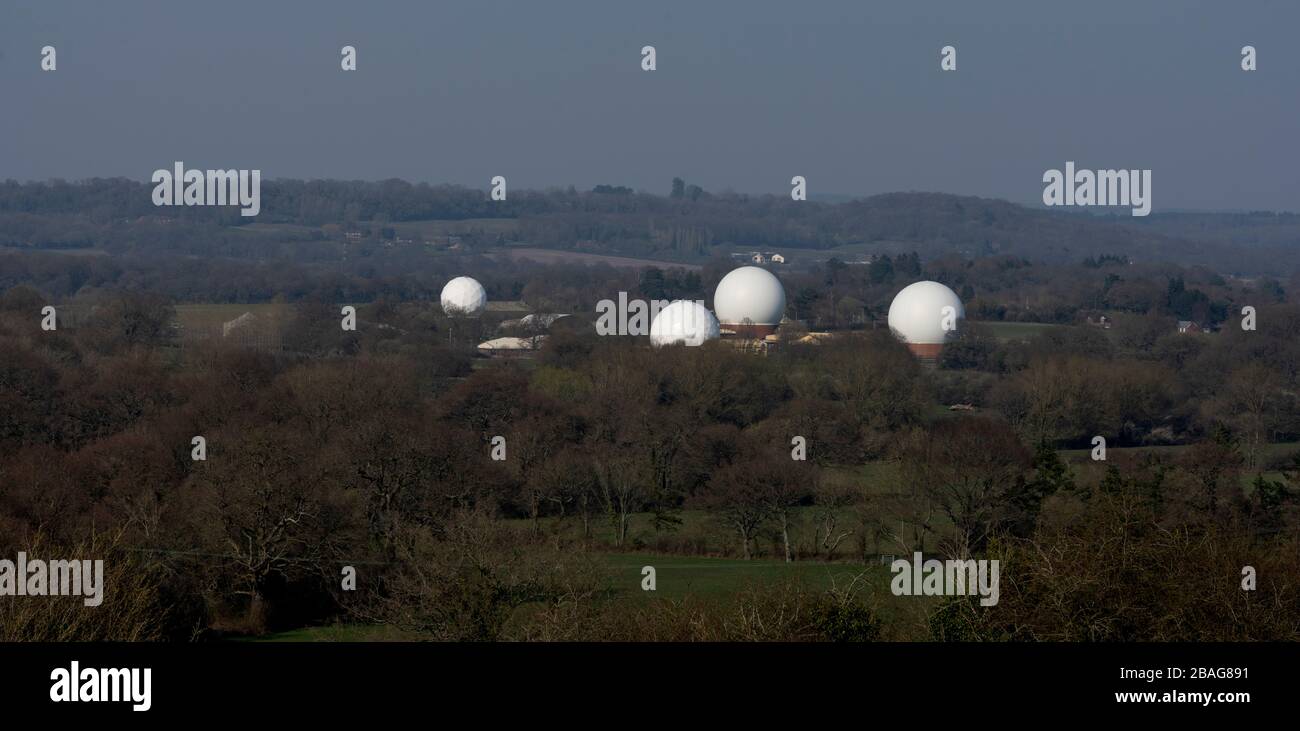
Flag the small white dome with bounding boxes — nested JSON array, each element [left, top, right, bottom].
[[713, 266, 786, 327], [887, 281, 964, 345], [649, 300, 720, 347], [440, 276, 487, 316]]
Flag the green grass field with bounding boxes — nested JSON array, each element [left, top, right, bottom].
[[172, 302, 291, 329], [600, 552, 885, 599], [246, 624, 418, 642], [254, 551, 928, 642]]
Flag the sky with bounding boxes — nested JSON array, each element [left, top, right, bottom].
[[1, 0, 1297, 211]]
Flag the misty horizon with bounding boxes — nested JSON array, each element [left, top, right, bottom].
[[3, 0, 1297, 212]]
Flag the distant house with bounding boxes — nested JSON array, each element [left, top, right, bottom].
[[726, 251, 784, 265], [344, 231, 363, 241], [1177, 320, 1202, 334], [1087, 315, 1112, 330]]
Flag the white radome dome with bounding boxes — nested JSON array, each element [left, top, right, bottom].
[[713, 266, 786, 328], [649, 300, 721, 347], [887, 280, 964, 345], [440, 276, 487, 316]]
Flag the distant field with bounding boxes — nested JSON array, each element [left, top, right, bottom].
[[231, 219, 522, 238], [599, 552, 887, 600], [972, 320, 1062, 341], [489, 247, 702, 271], [173, 303, 291, 329], [820, 241, 884, 256], [248, 624, 418, 642], [230, 223, 321, 236], [824, 460, 902, 494], [394, 218, 520, 237], [171, 303, 292, 351], [0, 245, 108, 256], [1058, 441, 1300, 464]]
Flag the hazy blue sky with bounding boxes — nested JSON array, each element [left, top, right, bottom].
[[2, 0, 1296, 211]]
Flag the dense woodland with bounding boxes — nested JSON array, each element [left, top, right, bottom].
[[1, 180, 1299, 641]]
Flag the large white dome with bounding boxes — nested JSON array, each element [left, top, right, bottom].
[[649, 300, 720, 347], [887, 281, 964, 345], [440, 276, 487, 316], [713, 266, 786, 328]]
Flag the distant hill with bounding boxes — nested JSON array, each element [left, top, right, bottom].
[[824, 193, 1300, 274], [1, 179, 1297, 275]]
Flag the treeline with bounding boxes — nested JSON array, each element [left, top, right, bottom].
[[5, 239, 1291, 340]]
